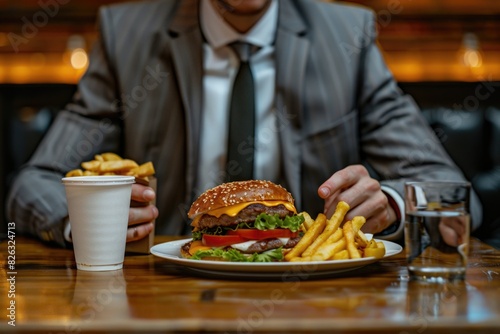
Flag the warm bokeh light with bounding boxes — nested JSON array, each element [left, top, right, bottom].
[[463, 50, 483, 68], [0, 54, 87, 83], [459, 32, 484, 69], [70, 48, 89, 70], [0, 0, 499, 83]]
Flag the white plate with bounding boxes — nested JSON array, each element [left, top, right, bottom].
[[150, 238, 402, 279]]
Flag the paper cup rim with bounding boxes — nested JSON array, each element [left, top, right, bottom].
[[62, 175, 135, 185]]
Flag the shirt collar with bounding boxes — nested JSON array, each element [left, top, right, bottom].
[[200, 0, 278, 49]]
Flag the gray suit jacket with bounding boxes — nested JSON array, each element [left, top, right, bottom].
[[7, 0, 481, 246]]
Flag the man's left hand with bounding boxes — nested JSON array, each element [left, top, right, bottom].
[[318, 164, 397, 234]]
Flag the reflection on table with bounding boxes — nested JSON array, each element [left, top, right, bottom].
[[0, 236, 499, 334]]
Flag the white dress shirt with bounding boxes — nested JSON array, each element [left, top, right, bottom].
[[195, 0, 280, 195]]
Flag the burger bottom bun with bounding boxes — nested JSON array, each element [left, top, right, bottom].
[[180, 240, 227, 261], [180, 241, 192, 259]]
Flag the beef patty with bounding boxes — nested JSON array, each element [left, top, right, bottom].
[[196, 203, 294, 230]]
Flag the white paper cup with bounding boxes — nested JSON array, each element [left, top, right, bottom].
[[62, 175, 135, 271]]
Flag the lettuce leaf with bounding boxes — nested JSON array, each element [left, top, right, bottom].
[[254, 213, 304, 232], [248, 248, 284, 262], [191, 247, 284, 262], [192, 213, 304, 240], [191, 248, 249, 261], [192, 225, 225, 240]]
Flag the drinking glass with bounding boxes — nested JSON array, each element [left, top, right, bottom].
[[404, 181, 470, 282]]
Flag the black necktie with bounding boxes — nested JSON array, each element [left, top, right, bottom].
[[226, 42, 255, 182]]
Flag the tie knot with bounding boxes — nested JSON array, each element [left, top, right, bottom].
[[230, 42, 256, 62]]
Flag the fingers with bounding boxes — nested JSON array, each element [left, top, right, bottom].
[[441, 217, 466, 238], [127, 184, 157, 242], [322, 167, 380, 219], [319, 165, 397, 233], [126, 222, 154, 243], [318, 165, 369, 199], [362, 205, 395, 234], [129, 204, 158, 225], [439, 222, 460, 247], [439, 217, 467, 246], [343, 193, 392, 233], [131, 183, 156, 204]]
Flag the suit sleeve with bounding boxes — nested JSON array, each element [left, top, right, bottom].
[[355, 11, 482, 240], [6, 7, 123, 247]]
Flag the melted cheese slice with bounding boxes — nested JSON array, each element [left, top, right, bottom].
[[191, 201, 297, 227]]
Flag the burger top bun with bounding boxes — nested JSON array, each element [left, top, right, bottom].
[[188, 180, 294, 219]]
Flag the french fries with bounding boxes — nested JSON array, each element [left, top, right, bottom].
[[363, 240, 386, 259], [299, 211, 315, 233], [301, 201, 349, 257], [286, 201, 386, 262], [333, 249, 349, 260], [285, 213, 327, 261], [343, 221, 361, 259], [311, 229, 345, 261], [65, 153, 155, 181]]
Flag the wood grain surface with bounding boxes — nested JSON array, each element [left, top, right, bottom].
[[1, 235, 499, 334]]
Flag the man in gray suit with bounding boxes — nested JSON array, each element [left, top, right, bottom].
[[7, 0, 481, 247]]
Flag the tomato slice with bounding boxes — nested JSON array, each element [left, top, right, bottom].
[[202, 234, 247, 247], [227, 228, 298, 240]]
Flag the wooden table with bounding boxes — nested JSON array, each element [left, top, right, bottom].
[[1, 236, 499, 334]]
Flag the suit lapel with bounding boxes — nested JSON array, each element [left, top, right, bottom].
[[275, 0, 309, 208], [167, 0, 203, 201]]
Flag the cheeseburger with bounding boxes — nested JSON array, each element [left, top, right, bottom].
[[181, 180, 304, 262]]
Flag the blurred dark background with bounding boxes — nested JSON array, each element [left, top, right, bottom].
[[1, 0, 499, 246]]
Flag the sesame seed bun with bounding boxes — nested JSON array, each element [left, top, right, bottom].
[[187, 180, 294, 219]]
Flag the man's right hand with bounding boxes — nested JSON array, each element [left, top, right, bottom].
[[126, 183, 158, 242]]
